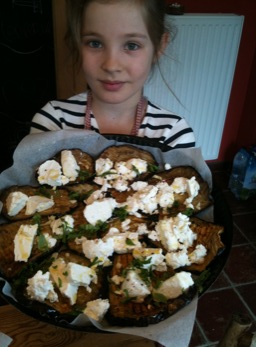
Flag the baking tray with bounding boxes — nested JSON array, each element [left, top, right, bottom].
[[0, 134, 233, 331]]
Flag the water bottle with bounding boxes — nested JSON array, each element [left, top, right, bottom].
[[228, 148, 249, 199]]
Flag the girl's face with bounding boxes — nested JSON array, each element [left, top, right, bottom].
[[80, 1, 156, 106]]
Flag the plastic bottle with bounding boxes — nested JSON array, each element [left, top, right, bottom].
[[228, 148, 249, 199]]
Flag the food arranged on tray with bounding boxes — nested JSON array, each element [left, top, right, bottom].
[[0, 145, 225, 326]]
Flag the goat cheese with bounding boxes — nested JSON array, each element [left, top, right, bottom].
[[50, 215, 74, 235], [37, 160, 69, 186], [26, 270, 58, 303], [165, 249, 190, 269], [82, 238, 114, 266], [103, 231, 142, 254], [121, 270, 151, 302], [66, 262, 97, 288], [153, 271, 194, 300], [188, 244, 207, 264], [61, 150, 80, 182], [84, 299, 110, 321], [14, 224, 38, 262], [133, 248, 166, 271], [6, 191, 28, 216], [83, 198, 117, 225], [25, 195, 54, 215]]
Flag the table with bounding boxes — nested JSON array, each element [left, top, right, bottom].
[[0, 305, 155, 347]]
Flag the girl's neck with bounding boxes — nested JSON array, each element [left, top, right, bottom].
[[85, 91, 146, 135]]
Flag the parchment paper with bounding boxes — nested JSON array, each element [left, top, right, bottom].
[[0, 130, 213, 346]]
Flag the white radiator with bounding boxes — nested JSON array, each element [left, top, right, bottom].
[[144, 14, 244, 160]]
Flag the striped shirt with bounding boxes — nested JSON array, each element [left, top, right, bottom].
[[30, 92, 195, 149]]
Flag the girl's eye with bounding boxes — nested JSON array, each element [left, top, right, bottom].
[[88, 40, 102, 48], [125, 42, 140, 51]]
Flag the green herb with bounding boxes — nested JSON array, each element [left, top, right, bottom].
[[68, 189, 94, 202], [35, 186, 52, 198], [182, 208, 194, 216], [67, 221, 107, 241], [126, 238, 135, 246], [194, 269, 211, 294], [152, 292, 168, 303], [58, 277, 62, 288], [147, 163, 159, 173], [90, 257, 102, 267], [78, 169, 92, 181], [38, 233, 49, 252], [112, 206, 128, 221], [62, 271, 69, 277], [132, 165, 140, 175]]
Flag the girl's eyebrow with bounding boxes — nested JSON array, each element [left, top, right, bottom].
[[81, 32, 148, 40]]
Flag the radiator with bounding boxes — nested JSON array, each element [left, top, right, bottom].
[[144, 14, 244, 160]]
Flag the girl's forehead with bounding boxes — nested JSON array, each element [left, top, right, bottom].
[[82, 1, 148, 34]]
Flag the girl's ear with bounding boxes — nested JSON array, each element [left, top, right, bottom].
[[155, 32, 170, 61]]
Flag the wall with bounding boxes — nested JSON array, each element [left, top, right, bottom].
[[166, 0, 256, 162]]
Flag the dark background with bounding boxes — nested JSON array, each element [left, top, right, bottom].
[[0, 0, 56, 172]]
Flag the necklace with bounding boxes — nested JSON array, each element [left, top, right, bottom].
[[84, 91, 146, 135]]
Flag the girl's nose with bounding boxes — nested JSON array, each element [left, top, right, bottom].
[[101, 49, 122, 73]]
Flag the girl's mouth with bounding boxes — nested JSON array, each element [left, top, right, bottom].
[[100, 81, 124, 92]]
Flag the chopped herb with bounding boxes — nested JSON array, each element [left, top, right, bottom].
[[35, 186, 52, 198], [126, 238, 135, 246], [152, 292, 168, 303], [78, 169, 92, 181], [38, 233, 49, 252], [62, 271, 69, 277], [182, 208, 194, 216], [58, 277, 62, 288], [112, 206, 128, 221], [148, 163, 159, 173]]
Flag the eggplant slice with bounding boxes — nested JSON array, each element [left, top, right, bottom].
[[0, 185, 78, 221]]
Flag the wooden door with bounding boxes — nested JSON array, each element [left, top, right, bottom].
[[52, 0, 86, 98]]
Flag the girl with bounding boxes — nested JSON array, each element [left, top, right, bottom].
[[30, 0, 195, 149]]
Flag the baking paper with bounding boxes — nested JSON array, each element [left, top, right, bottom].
[[0, 130, 213, 346]]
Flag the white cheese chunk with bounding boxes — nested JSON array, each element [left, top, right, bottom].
[[153, 271, 194, 300], [132, 248, 166, 271], [82, 238, 114, 266], [50, 215, 74, 235], [83, 198, 117, 225], [25, 195, 54, 215], [121, 270, 150, 302], [188, 244, 207, 264], [6, 191, 28, 216], [103, 232, 142, 254], [83, 299, 110, 321], [14, 224, 38, 262], [61, 150, 80, 182], [155, 213, 196, 252], [95, 158, 113, 175], [49, 258, 78, 305], [66, 262, 97, 287], [26, 270, 58, 303], [37, 160, 69, 186], [165, 249, 190, 269]]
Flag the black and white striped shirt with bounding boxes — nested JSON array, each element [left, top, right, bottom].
[[30, 92, 195, 149]]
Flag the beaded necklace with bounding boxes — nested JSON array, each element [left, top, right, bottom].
[[84, 91, 146, 135]]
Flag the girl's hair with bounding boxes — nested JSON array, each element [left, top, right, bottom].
[[65, 0, 175, 66]]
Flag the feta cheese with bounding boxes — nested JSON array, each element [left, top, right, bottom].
[[103, 232, 142, 254], [188, 244, 207, 264], [83, 299, 110, 321], [66, 262, 97, 288], [14, 224, 38, 262], [82, 238, 114, 266], [155, 213, 196, 252], [37, 160, 69, 186], [50, 215, 74, 235], [165, 249, 190, 269], [133, 248, 166, 271], [153, 271, 194, 300], [43, 233, 57, 248], [95, 158, 113, 175], [27, 270, 58, 303], [6, 191, 28, 216], [25, 195, 54, 215], [49, 258, 78, 305], [61, 150, 80, 182], [83, 198, 117, 225], [121, 270, 151, 302]]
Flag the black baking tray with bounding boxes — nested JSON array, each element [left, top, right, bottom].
[[0, 134, 233, 331]]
